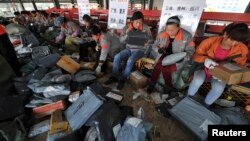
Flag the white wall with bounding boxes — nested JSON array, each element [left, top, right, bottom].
[[152, 0, 163, 10], [153, 0, 250, 12], [0, 3, 22, 17]]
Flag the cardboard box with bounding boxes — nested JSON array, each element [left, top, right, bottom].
[[80, 61, 96, 70], [242, 68, 250, 83], [33, 101, 65, 118], [49, 110, 68, 134], [129, 71, 148, 88], [57, 55, 80, 74], [209, 63, 245, 85]]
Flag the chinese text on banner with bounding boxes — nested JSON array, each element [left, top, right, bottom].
[[77, 0, 90, 25], [159, 0, 206, 36], [108, 0, 129, 29]]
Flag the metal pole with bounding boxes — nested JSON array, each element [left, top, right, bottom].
[[31, 0, 38, 11], [105, 0, 109, 9], [245, 2, 250, 13], [18, 0, 25, 11], [53, 0, 60, 8], [143, 0, 146, 10], [149, 0, 154, 10]]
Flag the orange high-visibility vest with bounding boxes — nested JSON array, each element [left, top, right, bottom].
[[0, 24, 6, 35]]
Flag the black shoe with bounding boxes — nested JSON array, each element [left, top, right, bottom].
[[147, 83, 155, 94], [80, 57, 89, 62], [104, 76, 118, 85], [203, 102, 212, 110], [163, 86, 174, 94], [117, 78, 126, 90]]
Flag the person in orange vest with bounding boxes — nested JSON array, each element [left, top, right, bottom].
[[105, 11, 153, 90], [54, 16, 83, 54], [90, 25, 121, 76], [0, 23, 21, 76], [188, 23, 249, 107], [79, 14, 98, 61], [147, 16, 195, 94]]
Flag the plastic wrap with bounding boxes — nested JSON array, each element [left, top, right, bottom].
[[86, 101, 122, 141], [213, 107, 249, 125], [64, 87, 103, 131], [169, 97, 221, 141], [35, 53, 60, 68], [162, 52, 187, 66], [32, 46, 50, 59]]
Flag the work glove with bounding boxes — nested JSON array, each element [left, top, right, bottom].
[[158, 48, 166, 54], [95, 65, 102, 75], [95, 44, 101, 51], [204, 58, 218, 69], [212, 76, 222, 82]]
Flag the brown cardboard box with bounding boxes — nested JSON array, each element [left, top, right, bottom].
[[209, 63, 245, 85], [209, 63, 250, 84], [129, 71, 148, 88], [209, 63, 244, 85], [80, 61, 96, 70], [57, 55, 80, 74], [242, 68, 250, 83], [49, 110, 68, 134]]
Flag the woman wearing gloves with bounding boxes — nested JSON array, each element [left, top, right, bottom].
[[147, 16, 195, 94], [54, 16, 83, 54], [105, 11, 153, 90], [188, 23, 249, 107], [90, 25, 121, 75], [79, 14, 98, 61]]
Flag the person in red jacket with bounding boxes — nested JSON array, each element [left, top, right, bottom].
[[0, 23, 21, 76], [147, 16, 195, 94], [188, 23, 249, 107]]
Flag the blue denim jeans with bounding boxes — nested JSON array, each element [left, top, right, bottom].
[[188, 70, 226, 105], [112, 49, 144, 78]]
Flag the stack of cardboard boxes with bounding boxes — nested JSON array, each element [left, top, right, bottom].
[[209, 62, 250, 85], [129, 71, 148, 89]]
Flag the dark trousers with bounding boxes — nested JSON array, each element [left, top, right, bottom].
[[0, 33, 21, 76], [79, 40, 97, 61], [150, 55, 176, 86]]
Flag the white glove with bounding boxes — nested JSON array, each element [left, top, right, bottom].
[[95, 65, 101, 75], [212, 76, 222, 82], [68, 93, 80, 103], [204, 58, 218, 69], [49, 27, 54, 31], [95, 45, 100, 51]]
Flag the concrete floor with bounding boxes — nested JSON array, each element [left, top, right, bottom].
[[99, 75, 197, 141], [29, 74, 198, 141]]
